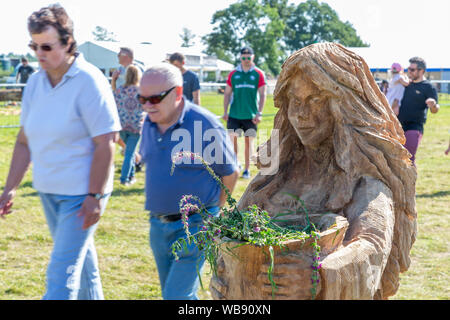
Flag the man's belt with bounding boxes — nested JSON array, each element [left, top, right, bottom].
[[154, 211, 198, 223]]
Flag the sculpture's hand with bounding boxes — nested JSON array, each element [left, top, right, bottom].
[[318, 178, 395, 299], [210, 255, 228, 300], [257, 252, 319, 300]]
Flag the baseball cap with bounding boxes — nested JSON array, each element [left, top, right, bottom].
[[391, 63, 402, 72], [240, 47, 254, 55]]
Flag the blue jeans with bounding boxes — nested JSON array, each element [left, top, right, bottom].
[[149, 206, 219, 300], [120, 131, 141, 183], [39, 192, 110, 300]]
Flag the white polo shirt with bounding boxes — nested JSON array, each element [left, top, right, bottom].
[[20, 53, 122, 195]]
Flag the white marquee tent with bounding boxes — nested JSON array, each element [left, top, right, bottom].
[[78, 41, 235, 81]]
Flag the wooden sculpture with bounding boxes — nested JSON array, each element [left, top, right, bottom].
[[211, 43, 417, 300]]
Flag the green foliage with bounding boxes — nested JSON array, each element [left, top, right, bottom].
[[92, 26, 118, 42], [203, 0, 285, 76], [179, 28, 196, 48], [283, 0, 368, 52], [203, 0, 367, 77], [170, 152, 322, 299]]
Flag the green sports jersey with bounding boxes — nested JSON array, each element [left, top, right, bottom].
[[227, 65, 266, 120]]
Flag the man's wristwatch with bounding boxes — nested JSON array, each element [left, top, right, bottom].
[[256, 111, 262, 116], [88, 193, 106, 200]]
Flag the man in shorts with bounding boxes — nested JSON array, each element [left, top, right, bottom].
[[222, 47, 267, 179]]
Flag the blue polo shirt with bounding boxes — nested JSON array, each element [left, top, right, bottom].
[[140, 99, 238, 215]]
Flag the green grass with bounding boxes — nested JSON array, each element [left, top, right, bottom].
[[0, 92, 449, 300]]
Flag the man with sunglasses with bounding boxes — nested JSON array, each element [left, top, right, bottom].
[[111, 47, 134, 91], [397, 57, 439, 166], [223, 47, 267, 179], [138, 63, 239, 300]]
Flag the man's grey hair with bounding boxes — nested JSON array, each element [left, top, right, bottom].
[[143, 63, 183, 87], [120, 47, 134, 60]]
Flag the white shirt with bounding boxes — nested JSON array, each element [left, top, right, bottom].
[[20, 53, 122, 195], [115, 65, 127, 89], [386, 74, 406, 107]]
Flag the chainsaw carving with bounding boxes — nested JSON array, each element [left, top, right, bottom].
[[211, 43, 417, 300]]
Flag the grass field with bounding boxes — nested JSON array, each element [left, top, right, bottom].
[[0, 92, 449, 300]]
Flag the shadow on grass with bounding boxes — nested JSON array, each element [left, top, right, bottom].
[[111, 187, 145, 197], [19, 181, 39, 197], [19, 182, 145, 198], [416, 190, 450, 198]]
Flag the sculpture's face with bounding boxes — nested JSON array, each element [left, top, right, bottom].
[[287, 72, 334, 147]]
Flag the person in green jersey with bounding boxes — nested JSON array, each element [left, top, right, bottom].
[[222, 47, 267, 179]]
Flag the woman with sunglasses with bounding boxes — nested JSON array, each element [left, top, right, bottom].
[[0, 4, 121, 299]]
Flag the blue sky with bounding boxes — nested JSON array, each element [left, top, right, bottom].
[[1, 0, 449, 57]]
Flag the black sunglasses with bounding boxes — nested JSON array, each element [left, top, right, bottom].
[[241, 56, 252, 61], [137, 86, 176, 104], [28, 41, 59, 52]]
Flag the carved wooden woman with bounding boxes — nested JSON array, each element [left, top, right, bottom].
[[211, 43, 418, 300]]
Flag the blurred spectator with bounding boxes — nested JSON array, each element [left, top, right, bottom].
[[379, 79, 389, 95], [222, 47, 266, 179], [16, 57, 35, 91], [397, 57, 440, 166], [114, 65, 145, 186], [386, 62, 409, 115], [169, 52, 201, 105], [111, 47, 134, 91]]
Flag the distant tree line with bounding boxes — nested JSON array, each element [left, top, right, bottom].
[[203, 0, 368, 77]]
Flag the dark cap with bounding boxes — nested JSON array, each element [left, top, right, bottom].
[[240, 47, 254, 55]]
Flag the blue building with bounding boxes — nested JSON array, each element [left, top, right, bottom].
[[347, 47, 450, 93]]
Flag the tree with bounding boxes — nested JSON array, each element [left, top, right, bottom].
[[202, 0, 285, 76], [283, 0, 368, 53], [92, 26, 118, 42], [203, 0, 368, 77], [180, 28, 196, 48]]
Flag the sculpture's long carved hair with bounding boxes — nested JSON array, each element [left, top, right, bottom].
[[268, 42, 417, 298]]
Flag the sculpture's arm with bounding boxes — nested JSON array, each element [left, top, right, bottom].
[[319, 176, 395, 299], [258, 177, 395, 300], [211, 176, 395, 300]]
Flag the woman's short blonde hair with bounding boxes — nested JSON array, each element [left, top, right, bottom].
[[125, 65, 141, 87]]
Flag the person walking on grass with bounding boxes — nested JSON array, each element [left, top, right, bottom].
[[397, 57, 439, 166], [114, 65, 145, 186], [222, 47, 266, 179], [138, 63, 239, 300], [0, 4, 121, 300], [16, 57, 35, 90]]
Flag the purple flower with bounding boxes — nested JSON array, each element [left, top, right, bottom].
[[253, 227, 261, 233]]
